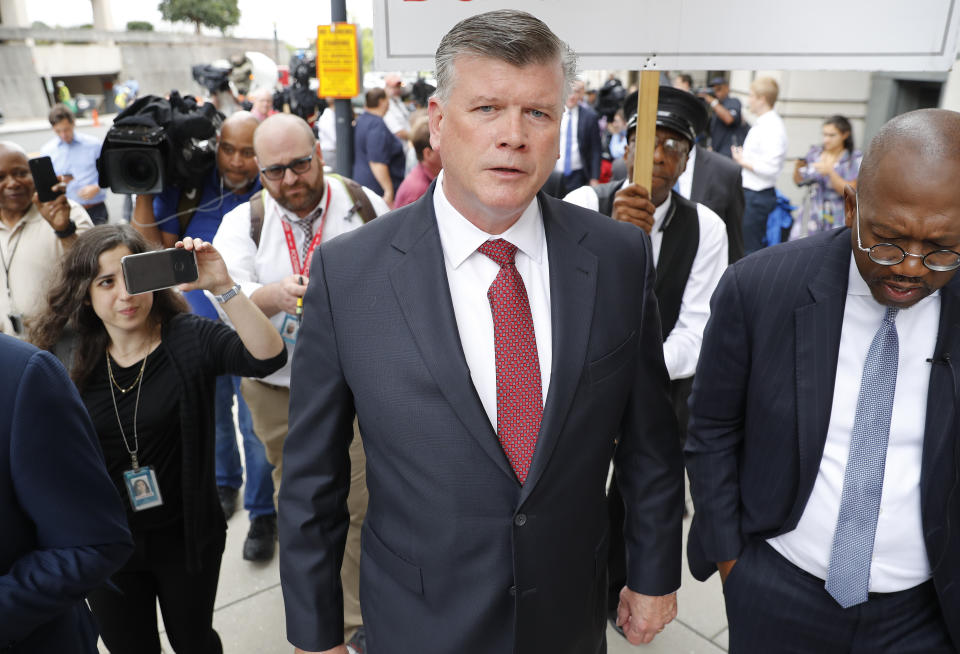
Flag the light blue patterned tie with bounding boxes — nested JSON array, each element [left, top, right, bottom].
[[825, 306, 899, 608], [563, 110, 573, 176]]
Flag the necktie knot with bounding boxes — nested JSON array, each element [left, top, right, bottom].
[[478, 239, 519, 267], [883, 306, 899, 325]]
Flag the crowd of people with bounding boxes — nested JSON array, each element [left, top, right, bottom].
[[3, 8, 959, 654]]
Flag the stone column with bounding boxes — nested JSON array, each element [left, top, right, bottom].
[[91, 0, 115, 31], [0, 0, 29, 27]]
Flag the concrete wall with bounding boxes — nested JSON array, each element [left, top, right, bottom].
[[0, 44, 55, 119], [0, 28, 281, 119]]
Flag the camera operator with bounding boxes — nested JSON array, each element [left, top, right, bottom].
[[0, 142, 93, 336], [130, 112, 280, 562]]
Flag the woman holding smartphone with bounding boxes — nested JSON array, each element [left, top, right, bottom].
[[792, 114, 862, 236], [29, 224, 285, 654]]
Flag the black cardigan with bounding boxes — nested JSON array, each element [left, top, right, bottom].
[[159, 313, 286, 571]]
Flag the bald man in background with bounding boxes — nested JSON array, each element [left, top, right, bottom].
[[0, 141, 92, 336]]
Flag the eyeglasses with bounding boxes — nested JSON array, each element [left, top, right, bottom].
[[260, 154, 313, 181], [654, 135, 688, 157], [855, 195, 960, 272]]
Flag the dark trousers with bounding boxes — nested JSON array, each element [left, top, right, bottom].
[[88, 522, 226, 654], [725, 539, 953, 654], [742, 187, 777, 255], [84, 201, 109, 225]]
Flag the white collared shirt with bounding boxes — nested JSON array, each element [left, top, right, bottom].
[[741, 109, 788, 191], [675, 144, 696, 200], [555, 105, 583, 174], [433, 170, 552, 431], [768, 254, 937, 592], [562, 184, 727, 380], [213, 179, 389, 387]]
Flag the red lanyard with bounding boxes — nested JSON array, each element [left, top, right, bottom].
[[280, 182, 331, 277]]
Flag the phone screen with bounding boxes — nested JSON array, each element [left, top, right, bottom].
[[28, 156, 63, 203], [121, 249, 198, 295]]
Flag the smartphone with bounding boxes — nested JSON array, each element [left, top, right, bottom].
[[121, 249, 199, 295], [28, 156, 63, 202]]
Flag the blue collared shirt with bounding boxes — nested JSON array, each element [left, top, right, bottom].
[[40, 131, 106, 205]]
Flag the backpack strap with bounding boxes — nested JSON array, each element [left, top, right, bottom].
[[249, 189, 267, 247], [328, 173, 377, 224], [175, 187, 202, 239]]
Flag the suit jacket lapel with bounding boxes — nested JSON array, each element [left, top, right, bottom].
[[790, 231, 850, 522], [520, 195, 598, 502], [388, 188, 516, 481], [920, 277, 960, 516]]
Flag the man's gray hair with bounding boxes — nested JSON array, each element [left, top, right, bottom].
[[433, 9, 578, 103]]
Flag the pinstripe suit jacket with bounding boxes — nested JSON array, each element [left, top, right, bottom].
[[685, 227, 960, 650]]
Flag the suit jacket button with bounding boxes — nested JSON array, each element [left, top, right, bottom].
[[514, 513, 527, 526], [508, 585, 518, 596]]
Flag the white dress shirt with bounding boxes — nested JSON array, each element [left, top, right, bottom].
[[555, 105, 583, 174], [562, 184, 728, 379], [768, 254, 937, 592], [213, 180, 389, 387], [741, 109, 788, 191], [676, 144, 696, 200], [433, 171, 552, 431]]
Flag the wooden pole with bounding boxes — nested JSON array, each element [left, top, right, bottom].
[[631, 70, 661, 192]]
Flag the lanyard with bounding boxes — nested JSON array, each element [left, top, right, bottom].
[[280, 182, 331, 277]]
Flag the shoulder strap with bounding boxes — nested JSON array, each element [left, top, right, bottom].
[[249, 189, 267, 247], [175, 188, 202, 239], [329, 173, 377, 224]]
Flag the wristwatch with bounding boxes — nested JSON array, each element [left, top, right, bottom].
[[54, 220, 77, 239], [710, 99, 719, 108], [213, 283, 242, 304]]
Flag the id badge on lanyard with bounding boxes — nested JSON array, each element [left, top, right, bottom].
[[123, 466, 164, 511]]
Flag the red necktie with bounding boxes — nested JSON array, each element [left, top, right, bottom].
[[477, 239, 543, 484]]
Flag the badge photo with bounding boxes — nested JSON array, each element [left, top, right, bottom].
[[123, 466, 164, 511]]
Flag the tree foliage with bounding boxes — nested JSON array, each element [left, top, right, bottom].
[[157, 0, 240, 35], [126, 20, 155, 31]]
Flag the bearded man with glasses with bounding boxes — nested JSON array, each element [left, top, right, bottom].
[[685, 108, 960, 653], [212, 112, 389, 653]]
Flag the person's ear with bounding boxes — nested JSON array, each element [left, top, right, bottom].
[[843, 185, 857, 229]]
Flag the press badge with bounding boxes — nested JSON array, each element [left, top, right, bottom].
[[281, 314, 300, 345], [123, 466, 164, 511]]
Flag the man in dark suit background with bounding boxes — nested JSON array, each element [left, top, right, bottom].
[[279, 9, 683, 654], [686, 108, 960, 653], [0, 335, 132, 653], [679, 144, 745, 262], [556, 79, 603, 196]]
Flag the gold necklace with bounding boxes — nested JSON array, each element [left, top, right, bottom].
[[106, 351, 148, 394]]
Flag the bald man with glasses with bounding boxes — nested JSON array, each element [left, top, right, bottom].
[[212, 113, 389, 650], [686, 108, 960, 653]]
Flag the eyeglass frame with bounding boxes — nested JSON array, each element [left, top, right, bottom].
[[259, 154, 313, 181], [627, 131, 690, 158], [854, 194, 960, 272]]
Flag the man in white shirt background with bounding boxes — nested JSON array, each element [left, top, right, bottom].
[[212, 113, 388, 653], [731, 76, 788, 255], [564, 87, 728, 633]]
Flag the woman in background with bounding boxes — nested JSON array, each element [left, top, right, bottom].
[[793, 114, 862, 236], [29, 225, 285, 654]]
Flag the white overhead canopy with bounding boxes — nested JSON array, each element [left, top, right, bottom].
[[374, 0, 960, 72]]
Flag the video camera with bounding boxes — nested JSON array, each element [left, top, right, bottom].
[[98, 91, 222, 194], [191, 64, 231, 94]]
